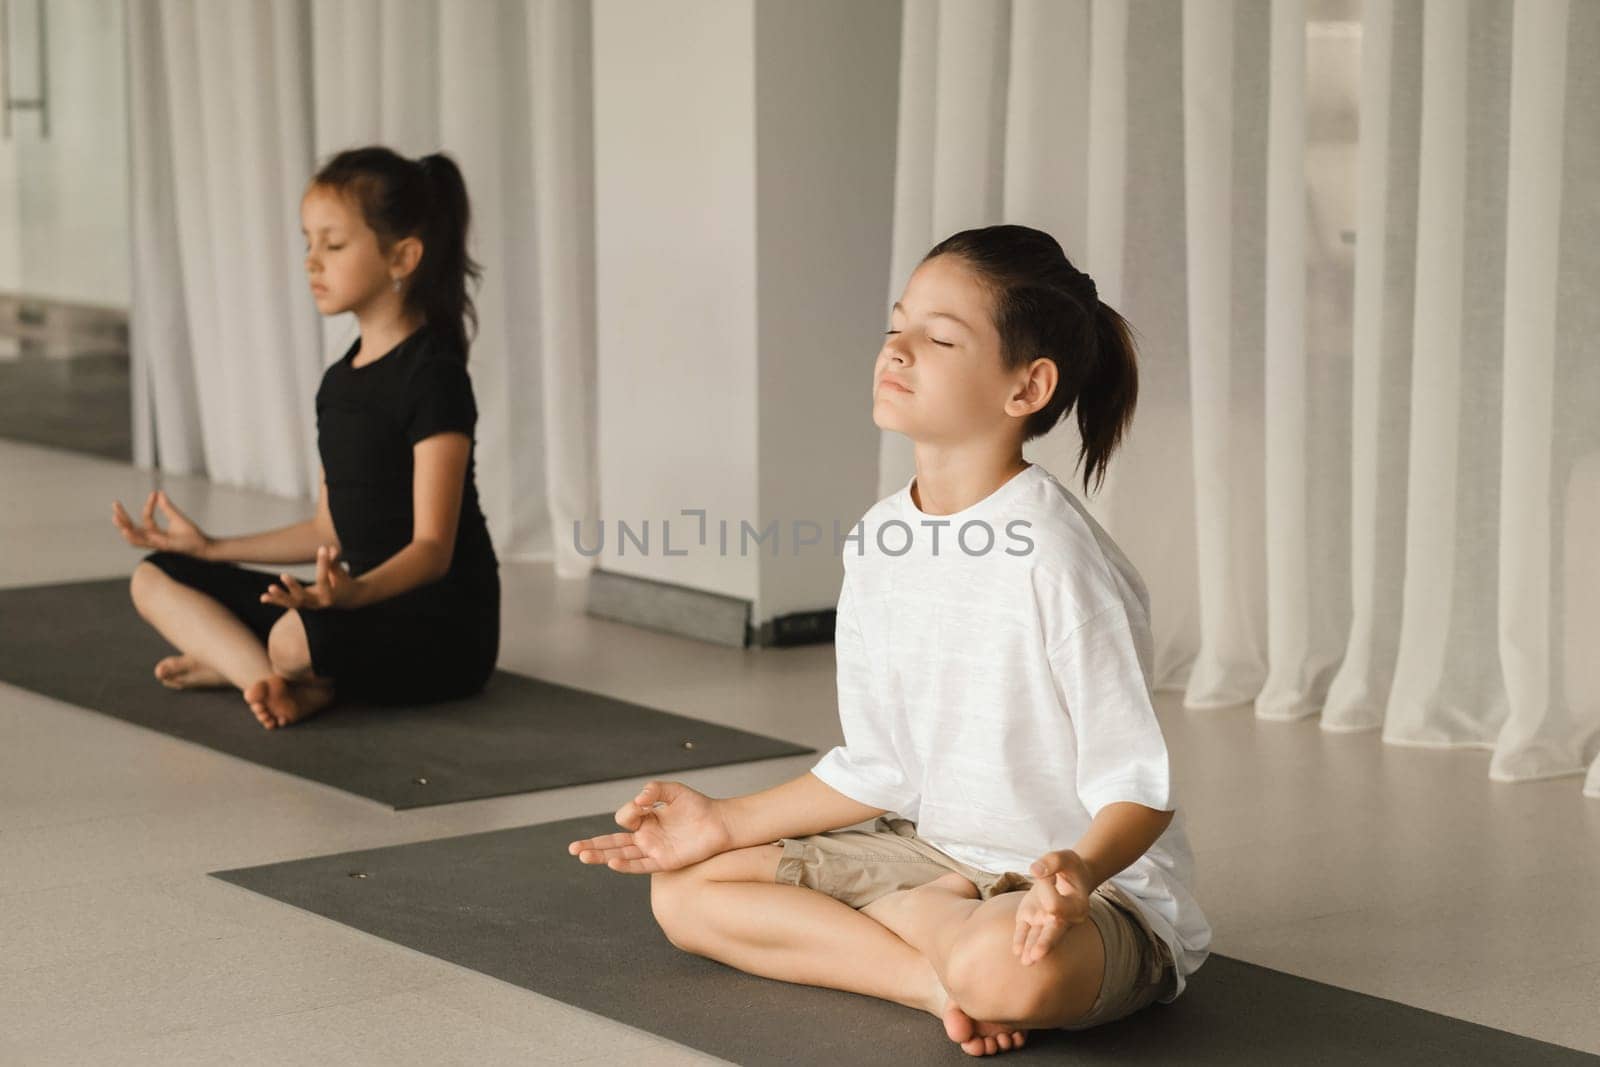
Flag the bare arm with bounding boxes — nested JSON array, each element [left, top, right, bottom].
[[720, 772, 885, 847], [1066, 801, 1174, 889], [569, 772, 885, 874], [1068, 806, 1171, 889], [1026, 800, 1173, 900], [203, 478, 335, 565], [261, 435, 469, 612]]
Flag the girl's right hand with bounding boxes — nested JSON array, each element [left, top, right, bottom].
[[111, 490, 211, 557], [567, 780, 735, 874]]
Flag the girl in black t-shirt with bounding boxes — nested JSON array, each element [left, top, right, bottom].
[[111, 146, 499, 730]]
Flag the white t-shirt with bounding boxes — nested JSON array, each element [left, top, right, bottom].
[[811, 462, 1212, 999]]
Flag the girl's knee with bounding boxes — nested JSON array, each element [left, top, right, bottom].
[[649, 846, 780, 951], [944, 916, 1098, 1026], [649, 868, 702, 950], [647, 855, 721, 945], [267, 611, 312, 678], [944, 922, 1023, 1019], [129, 560, 169, 612]]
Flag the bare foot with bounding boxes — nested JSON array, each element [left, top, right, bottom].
[[943, 1000, 1028, 1057], [242, 674, 334, 730], [154, 654, 228, 690]]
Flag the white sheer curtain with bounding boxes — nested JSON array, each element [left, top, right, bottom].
[[128, 0, 322, 496], [880, 0, 1600, 793], [128, 0, 597, 576]]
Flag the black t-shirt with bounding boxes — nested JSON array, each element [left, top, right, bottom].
[[315, 326, 497, 585]]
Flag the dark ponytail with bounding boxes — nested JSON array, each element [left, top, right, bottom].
[[412, 153, 480, 359], [312, 145, 483, 361], [923, 224, 1139, 495], [1074, 301, 1139, 495]]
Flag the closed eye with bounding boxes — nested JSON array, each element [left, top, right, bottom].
[[884, 329, 954, 348]]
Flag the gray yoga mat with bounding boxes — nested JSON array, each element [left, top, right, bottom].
[[0, 579, 811, 809], [214, 813, 1597, 1066]]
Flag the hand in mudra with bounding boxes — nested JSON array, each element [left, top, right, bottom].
[[567, 780, 735, 874], [111, 490, 210, 556], [260, 544, 358, 611], [1013, 849, 1096, 965]]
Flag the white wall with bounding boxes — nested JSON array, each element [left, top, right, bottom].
[[593, 0, 760, 602], [592, 0, 900, 621], [754, 0, 900, 620]]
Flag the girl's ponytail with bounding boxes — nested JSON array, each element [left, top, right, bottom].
[[1075, 299, 1139, 495], [414, 153, 481, 361]]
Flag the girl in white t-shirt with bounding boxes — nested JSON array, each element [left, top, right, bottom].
[[570, 225, 1211, 1056]]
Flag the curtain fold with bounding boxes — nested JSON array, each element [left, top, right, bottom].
[[1493, 0, 1569, 782], [881, 0, 1600, 791], [1322, 0, 1420, 734], [128, 0, 321, 494], [127, 0, 597, 575], [1496, 0, 1600, 791], [128, 1, 203, 474]]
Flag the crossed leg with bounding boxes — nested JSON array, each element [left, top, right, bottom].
[[650, 844, 950, 1015], [247, 610, 335, 729], [130, 561, 334, 729], [863, 872, 1106, 1053], [650, 849, 1105, 1055]]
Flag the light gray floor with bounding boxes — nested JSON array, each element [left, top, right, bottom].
[[2, 437, 1597, 1065]]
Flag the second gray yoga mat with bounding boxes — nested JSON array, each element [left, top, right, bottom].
[[214, 814, 1596, 1066], [0, 579, 810, 809]]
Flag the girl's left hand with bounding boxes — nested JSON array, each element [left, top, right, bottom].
[[260, 545, 359, 611], [1012, 849, 1096, 965]]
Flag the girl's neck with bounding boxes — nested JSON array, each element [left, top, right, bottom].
[[352, 302, 426, 368], [909, 440, 1030, 516]]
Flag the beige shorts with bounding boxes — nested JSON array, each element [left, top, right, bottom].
[[776, 816, 1177, 1031]]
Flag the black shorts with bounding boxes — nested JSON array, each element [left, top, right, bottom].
[[141, 551, 499, 704]]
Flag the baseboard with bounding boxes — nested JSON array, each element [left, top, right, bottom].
[[586, 569, 752, 648]]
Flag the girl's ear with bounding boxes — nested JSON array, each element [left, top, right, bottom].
[[1005, 357, 1058, 417], [391, 235, 424, 282]]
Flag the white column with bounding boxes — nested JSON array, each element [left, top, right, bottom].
[[591, 0, 898, 624]]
